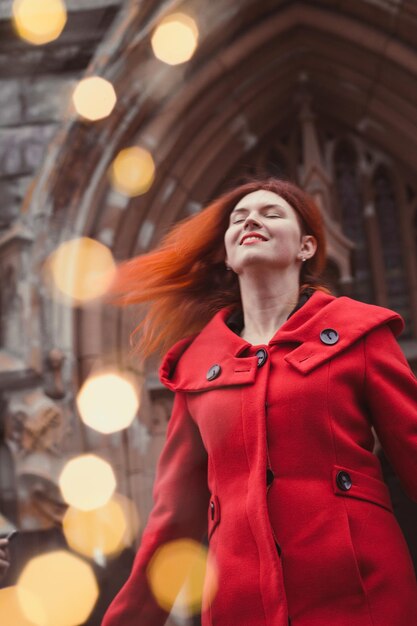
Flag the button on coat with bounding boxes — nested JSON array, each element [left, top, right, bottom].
[[256, 348, 268, 367], [336, 470, 353, 491], [206, 364, 221, 381], [320, 328, 339, 344]]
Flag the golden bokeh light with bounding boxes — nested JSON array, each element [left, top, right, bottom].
[[63, 498, 127, 559], [147, 539, 218, 617], [17, 550, 98, 626], [12, 0, 67, 46], [151, 13, 199, 65], [0, 586, 38, 626], [59, 454, 116, 511], [72, 77, 117, 121], [77, 370, 139, 434], [109, 147, 155, 196], [113, 492, 141, 549], [45, 237, 116, 305]]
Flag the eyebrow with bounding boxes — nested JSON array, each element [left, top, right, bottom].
[[230, 203, 285, 215]]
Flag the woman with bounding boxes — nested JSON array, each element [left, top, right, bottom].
[[102, 179, 417, 626]]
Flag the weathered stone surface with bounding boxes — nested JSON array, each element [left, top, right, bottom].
[[0, 79, 22, 126], [0, 179, 22, 228], [0, 124, 57, 175], [22, 77, 78, 123]]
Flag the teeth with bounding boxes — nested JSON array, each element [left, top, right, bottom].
[[242, 236, 264, 244]]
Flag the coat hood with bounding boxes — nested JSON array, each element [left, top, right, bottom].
[[159, 291, 404, 392]]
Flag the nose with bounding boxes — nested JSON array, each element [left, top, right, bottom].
[[243, 212, 262, 229]]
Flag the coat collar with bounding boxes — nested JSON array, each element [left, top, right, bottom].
[[159, 291, 404, 391]]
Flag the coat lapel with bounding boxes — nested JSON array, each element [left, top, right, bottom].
[[275, 294, 404, 374]]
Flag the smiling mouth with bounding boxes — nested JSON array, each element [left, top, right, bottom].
[[240, 235, 267, 245]]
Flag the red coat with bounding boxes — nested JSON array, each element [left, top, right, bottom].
[[102, 291, 417, 626]]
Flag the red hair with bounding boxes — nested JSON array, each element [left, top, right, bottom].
[[111, 178, 329, 357]]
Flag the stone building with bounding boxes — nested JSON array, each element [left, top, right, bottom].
[[1, 0, 417, 624]]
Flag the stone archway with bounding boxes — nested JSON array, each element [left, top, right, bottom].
[[25, 1, 417, 378]]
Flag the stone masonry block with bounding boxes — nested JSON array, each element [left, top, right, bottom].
[[0, 124, 57, 176], [0, 79, 22, 126], [0, 176, 32, 227], [22, 77, 78, 123]]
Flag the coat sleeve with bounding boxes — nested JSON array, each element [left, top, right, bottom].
[[364, 324, 417, 503], [101, 391, 210, 626]]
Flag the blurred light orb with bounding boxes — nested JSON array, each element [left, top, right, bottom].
[[72, 77, 117, 121], [147, 539, 218, 617], [46, 237, 116, 304], [0, 586, 38, 626], [12, 0, 67, 45], [113, 492, 141, 548], [77, 371, 139, 434], [17, 551, 98, 626], [63, 498, 126, 558], [151, 13, 198, 65], [59, 454, 116, 511], [109, 147, 155, 196]]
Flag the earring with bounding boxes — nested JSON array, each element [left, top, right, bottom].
[[225, 263, 231, 271]]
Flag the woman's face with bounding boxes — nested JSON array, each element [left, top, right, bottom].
[[224, 189, 314, 274]]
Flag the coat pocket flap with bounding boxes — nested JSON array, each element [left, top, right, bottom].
[[208, 495, 220, 540], [333, 465, 393, 512]]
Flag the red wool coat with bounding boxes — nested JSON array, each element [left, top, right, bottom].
[[102, 291, 417, 626]]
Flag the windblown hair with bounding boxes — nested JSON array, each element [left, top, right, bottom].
[[111, 178, 330, 357]]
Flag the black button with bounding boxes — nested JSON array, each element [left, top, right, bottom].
[[266, 468, 275, 487], [256, 348, 268, 367], [336, 470, 352, 491], [210, 501, 215, 520], [320, 328, 339, 345], [206, 364, 221, 381]]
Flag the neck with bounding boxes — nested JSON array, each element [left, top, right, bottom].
[[238, 268, 301, 344]]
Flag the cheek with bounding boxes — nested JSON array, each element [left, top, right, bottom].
[[274, 223, 301, 246], [224, 231, 234, 256]]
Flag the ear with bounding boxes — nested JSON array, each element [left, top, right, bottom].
[[299, 235, 317, 260]]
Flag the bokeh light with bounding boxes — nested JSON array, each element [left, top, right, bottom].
[[0, 586, 37, 626], [109, 147, 155, 196], [17, 551, 98, 626], [113, 492, 141, 549], [147, 539, 218, 617], [77, 370, 139, 434], [45, 237, 116, 305], [59, 454, 116, 511], [72, 77, 117, 121], [63, 498, 127, 559], [12, 0, 67, 45], [151, 13, 199, 65]]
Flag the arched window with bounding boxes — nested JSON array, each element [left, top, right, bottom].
[[333, 141, 375, 303], [373, 166, 412, 336]]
